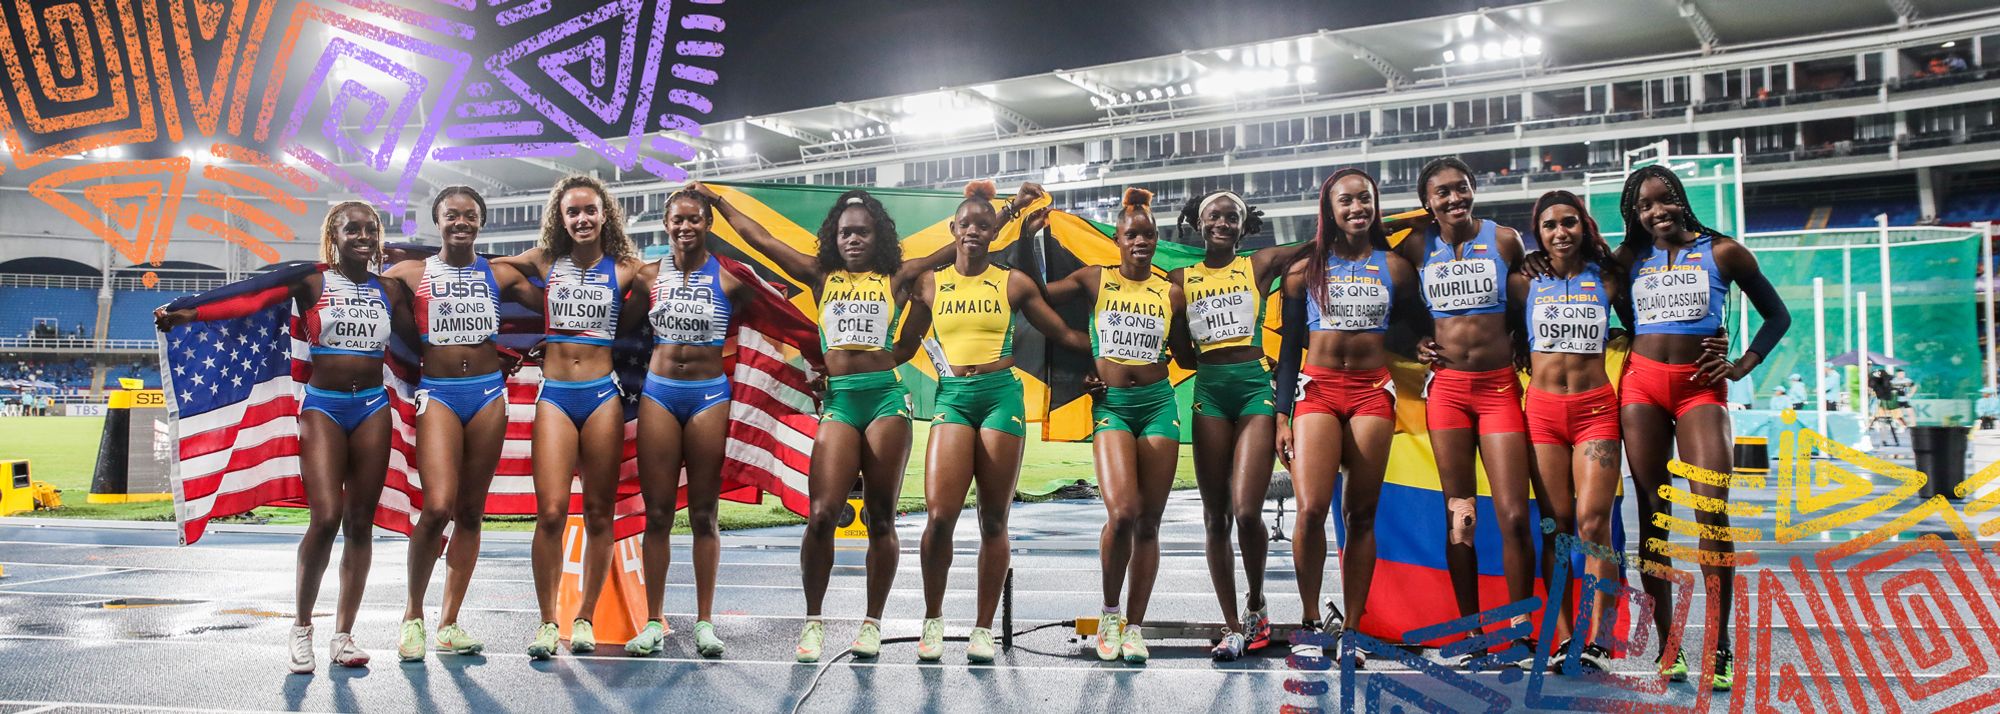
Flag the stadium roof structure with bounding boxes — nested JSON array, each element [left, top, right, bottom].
[[655, 0, 1999, 177]]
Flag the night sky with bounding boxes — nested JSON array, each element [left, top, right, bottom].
[[706, 0, 1511, 120]]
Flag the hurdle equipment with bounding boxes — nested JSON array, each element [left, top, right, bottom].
[[555, 515, 648, 646]]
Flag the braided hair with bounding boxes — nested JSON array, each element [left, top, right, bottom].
[[1618, 164, 1732, 252], [1307, 168, 1390, 314], [320, 201, 381, 266], [816, 189, 902, 275], [1529, 190, 1619, 280], [1175, 190, 1264, 246]]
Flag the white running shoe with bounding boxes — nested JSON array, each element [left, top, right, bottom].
[[329, 632, 370, 668], [288, 624, 315, 674]]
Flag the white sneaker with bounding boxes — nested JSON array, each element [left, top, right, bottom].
[[329, 632, 371, 668], [288, 624, 315, 674]]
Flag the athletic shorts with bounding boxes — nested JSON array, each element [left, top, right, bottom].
[[1192, 359, 1275, 420], [1423, 366, 1526, 435], [822, 369, 911, 429], [416, 372, 507, 425], [1619, 354, 1727, 419], [302, 385, 389, 433], [537, 374, 620, 428], [1293, 365, 1395, 421], [1525, 384, 1621, 446], [642, 373, 730, 423], [933, 369, 1025, 437], [1093, 379, 1181, 439]]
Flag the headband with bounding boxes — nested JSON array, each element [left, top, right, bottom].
[[845, 196, 866, 206], [1197, 191, 1246, 217], [1534, 191, 1586, 215]]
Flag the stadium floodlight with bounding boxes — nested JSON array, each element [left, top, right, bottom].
[[1442, 49, 1456, 63], [1163, 86, 1177, 98], [1296, 66, 1316, 84], [1483, 41, 1501, 60], [1942, 41, 1955, 48], [1503, 38, 1521, 57], [1462, 43, 1480, 62], [1150, 88, 1163, 100], [1524, 37, 1543, 55], [1179, 83, 1193, 96]]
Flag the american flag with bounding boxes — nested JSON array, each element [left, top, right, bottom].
[[160, 253, 821, 545]]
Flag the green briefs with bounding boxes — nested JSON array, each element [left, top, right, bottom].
[[1093, 379, 1181, 440], [933, 369, 1026, 437], [1192, 359, 1275, 420], [821, 369, 912, 429]]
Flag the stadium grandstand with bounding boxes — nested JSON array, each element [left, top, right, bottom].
[[3, 0, 1998, 399]]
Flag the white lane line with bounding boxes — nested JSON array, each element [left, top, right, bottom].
[[4, 633, 2000, 680], [0, 701, 338, 714], [0, 569, 131, 589]]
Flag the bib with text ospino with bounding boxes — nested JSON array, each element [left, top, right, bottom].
[[1188, 288, 1256, 345], [1534, 301, 1606, 353], [1321, 277, 1391, 331], [547, 282, 615, 333], [1423, 258, 1500, 312], [1634, 267, 1711, 326]]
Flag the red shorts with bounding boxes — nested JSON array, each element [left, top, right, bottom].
[[1294, 366, 1396, 421], [1424, 366, 1526, 435], [1620, 353, 1727, 418], [1526, 384, 1621, 446]]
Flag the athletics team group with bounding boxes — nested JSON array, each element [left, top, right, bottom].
[[153, 155, 1789, 690]]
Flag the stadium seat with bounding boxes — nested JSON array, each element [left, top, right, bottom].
[[0, 286, 94, 338], [109, 290, 192, 341]]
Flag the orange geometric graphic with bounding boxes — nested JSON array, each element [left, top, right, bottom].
[[0, 0, 163, 170], [26, 156, 190, 267]]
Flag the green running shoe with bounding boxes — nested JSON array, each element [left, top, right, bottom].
[[966, 627, 996, 663], [569, 619, 595, 653], [694, 620, 725, 658], [624, 620, 666, 656], [1661, 649, 1689, 682], [1712, 648, 1735, 691], [851, 621, 882, 658], [397, 618, 426, 662], [435, 623, 483, 655], [796, 620, 825, 663], [1121, 624, 1150, 664], [1095, 611, 1124, 662], [527, 622, 560, 660], [916, 618, 945, 662]]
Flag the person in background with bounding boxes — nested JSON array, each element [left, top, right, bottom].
[[1976, 387, 1998, 430], [1786, 374, 1809, 410], [1822, 365, 1845, 411], [1869, 367, 1906, 431], [1893, 368, 1916, 426], [1768, 386, 1792, 412]]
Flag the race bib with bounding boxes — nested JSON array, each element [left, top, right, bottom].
[[319, 299, 389, 351], [649, 284, 726, 344], [427, 295, 497, 346], [546, 283, 615, 332], [1634, 269, 1711, 325], [1188, 290, 1257, 345], [1533, 302, 1606, 354], [821, 298, 892, 349], [1423, 259, 1500, 312], [1320, 280, 1391, 331], [1096, 309, 1167, 363]]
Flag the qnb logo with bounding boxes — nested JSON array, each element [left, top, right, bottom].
[[1, 0, 725, 269]]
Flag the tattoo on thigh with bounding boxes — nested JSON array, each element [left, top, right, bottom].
[[1587, 440, 1619, 469]]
